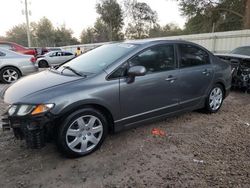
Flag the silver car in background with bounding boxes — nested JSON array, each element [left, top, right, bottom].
[[0, 48, 38, 84], [36, 51, 75, 68]]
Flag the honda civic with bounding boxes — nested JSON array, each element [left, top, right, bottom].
[[2, 40, 231, 157]]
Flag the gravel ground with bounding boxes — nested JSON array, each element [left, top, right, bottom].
[[0, 91, 249, 188]]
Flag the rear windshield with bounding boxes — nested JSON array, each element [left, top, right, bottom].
[[57, 43, 138, 74]]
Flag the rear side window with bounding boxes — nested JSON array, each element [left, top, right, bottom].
[[178, 44, 210, 68], [0, 44, 12, 50], [65, 52, 73, 56]]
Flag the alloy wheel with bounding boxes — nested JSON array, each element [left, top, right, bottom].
[[66, 115, 103, 153], [209, 87, 223, 111], [3, 69, 19, 83]]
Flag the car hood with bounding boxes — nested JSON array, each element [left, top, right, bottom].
[[4, 69, 84, 104], [215, 53, 250, 59]]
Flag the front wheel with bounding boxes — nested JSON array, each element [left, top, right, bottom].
[[57, 108, 108, 158], [204, 84, 224, 113]]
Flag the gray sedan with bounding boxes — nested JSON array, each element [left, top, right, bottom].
[[0, 48, 38, 84], [3, 40, 231, 157]]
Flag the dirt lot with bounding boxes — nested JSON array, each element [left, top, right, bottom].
[[0, 91, 249, 188]]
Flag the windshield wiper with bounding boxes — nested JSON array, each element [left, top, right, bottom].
[[62, 66, 85, 77]]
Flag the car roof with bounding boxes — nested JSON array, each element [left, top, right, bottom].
[[123, 39, 191, 45], [233, 46, 250, 49]]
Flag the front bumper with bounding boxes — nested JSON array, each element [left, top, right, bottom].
[[2, 112, 55, 149]]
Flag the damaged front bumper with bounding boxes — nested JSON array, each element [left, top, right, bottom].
[[2, 112, 55, 149]]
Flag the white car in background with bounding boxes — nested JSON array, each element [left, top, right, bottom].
[[0, 48, 38, 84], [36, 51, 75, 68]]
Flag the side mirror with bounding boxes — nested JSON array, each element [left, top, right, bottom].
[[128, 66, 146, 77], [127, 66, 146, 83]]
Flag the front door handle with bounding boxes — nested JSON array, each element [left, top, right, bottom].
[[165, 75, 177, 83], [202, 69, 211, 76]]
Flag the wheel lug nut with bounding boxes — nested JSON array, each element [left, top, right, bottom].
[[83, 137, 86, 140], [87, 133, 91, 136]]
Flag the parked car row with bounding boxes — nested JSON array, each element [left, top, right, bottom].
[[36, 51, 74, 68], [0, 41, 64, 57], [0, 48, 37, 84], [0, 47, 75, 83], [0, 41, 37, 56], [2, 39, 232, 157]]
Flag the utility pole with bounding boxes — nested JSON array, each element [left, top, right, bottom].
[[23, 0, 31, 47]]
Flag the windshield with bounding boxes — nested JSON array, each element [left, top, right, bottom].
[[230, 47, 250, 56], [57, 43, 138, 74]]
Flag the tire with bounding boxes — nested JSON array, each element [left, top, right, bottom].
[[39, 60, 49, 68], [57, 108, 108, 158], [204, 84, 224, 113], [0, 67, 21, 84]]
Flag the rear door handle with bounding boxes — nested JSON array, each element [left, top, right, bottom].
[[165, 75, 177, 83], [202, 69, 211, 76]]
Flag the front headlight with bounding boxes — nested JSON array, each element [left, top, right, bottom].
[[8, 104, 54, 116], [8, 105, 18, 116], [17, 105, 35, 116]]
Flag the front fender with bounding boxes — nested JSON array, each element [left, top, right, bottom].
[[53, 98, 115, 118]]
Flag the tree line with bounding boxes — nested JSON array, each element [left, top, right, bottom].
[[0, 0, 248, 47]]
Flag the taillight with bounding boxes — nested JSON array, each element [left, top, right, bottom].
[[30, 57, 36, 63]]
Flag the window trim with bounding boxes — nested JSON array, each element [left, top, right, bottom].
[[107, 43, 177, 81], [176, 43, 211, 69]]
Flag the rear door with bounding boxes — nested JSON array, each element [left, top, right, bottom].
[[177, 43, 214, 108]]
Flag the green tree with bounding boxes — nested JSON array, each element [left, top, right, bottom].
[[5, 23, 30, 46], [177, 0, 249, 33], [125, 1, 158, 39], [54, 25, 79, 46], [80, 28, 96, 44], [149, 23, 183, 38], [93, 18, 110, 42], [35, 17, 55, 47], [0, 36, 6, 41], [96, 0, 124, 41]]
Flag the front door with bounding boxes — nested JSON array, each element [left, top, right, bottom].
[[118, 44, 181, 125]]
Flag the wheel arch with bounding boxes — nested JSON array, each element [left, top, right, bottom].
[[214, 81, 226, 98], [0, 65, 22, 76], [38, 59, 49, 67], [55, 103, 115, 134]]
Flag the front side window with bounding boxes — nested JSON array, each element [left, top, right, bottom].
[[178, 44, 210, 68], [129, 44, 175, 74], [50, 52, 57, 57]]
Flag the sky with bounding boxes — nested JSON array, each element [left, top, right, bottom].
[[0, 0, 186, 39]]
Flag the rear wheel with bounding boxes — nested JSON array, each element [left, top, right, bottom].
[[0, 67, 21, 84], [39, 60, 49, 68], [204, 84, 224, 113], [57, 108, 108, 158]]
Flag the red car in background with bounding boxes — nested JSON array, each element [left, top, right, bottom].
[[0, 41, 37, 56]]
